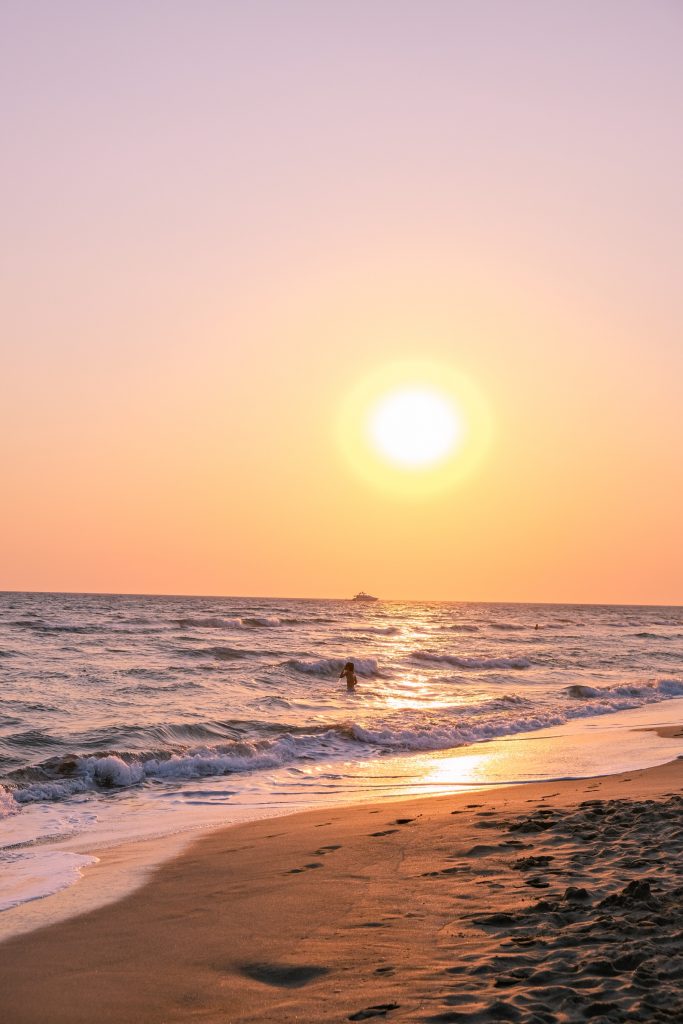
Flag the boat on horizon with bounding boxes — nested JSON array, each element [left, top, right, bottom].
[[352, 591, 378, 602]]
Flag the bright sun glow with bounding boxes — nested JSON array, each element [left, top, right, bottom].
[[337, 360, 492, 498], [368, 388, 461, 467]]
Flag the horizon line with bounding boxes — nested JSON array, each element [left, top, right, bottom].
[[1, 588, 681, 610]]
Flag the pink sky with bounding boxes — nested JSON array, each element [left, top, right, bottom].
[[1, 1, 682, 602]]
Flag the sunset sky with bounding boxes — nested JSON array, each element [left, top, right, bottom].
[[2, 1, 682, 603]]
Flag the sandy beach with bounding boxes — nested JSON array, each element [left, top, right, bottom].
[[2, 730, 682, 1024], [5, 2, 682, 1020]]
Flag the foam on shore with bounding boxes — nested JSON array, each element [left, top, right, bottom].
[[1, 754, 683, 1024], [2, 698, 683, 944]]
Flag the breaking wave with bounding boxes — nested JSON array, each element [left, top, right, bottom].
[[412, 652, 532, 670], [349, 715, 559, 752], [564, 678, 683, 701], [7, 732, 350, 803], [283, 657, 382, 677], [177, 615, 281, 629], [5, 674, 683, 806], [4, 594, 683, 839]]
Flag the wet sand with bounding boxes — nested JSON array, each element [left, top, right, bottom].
[[1, 740, 682, 1023]]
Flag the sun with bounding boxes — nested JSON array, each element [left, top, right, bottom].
[[368, 388, 462, 468], [337, 360, 492, 497]]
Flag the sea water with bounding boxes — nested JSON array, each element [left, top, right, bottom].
[[1, 592, 683, 920]]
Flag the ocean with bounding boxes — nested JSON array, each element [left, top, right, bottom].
[[2, 591, 683, 918]]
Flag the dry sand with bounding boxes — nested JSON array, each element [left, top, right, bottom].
[[1, 742, 683, 1023]]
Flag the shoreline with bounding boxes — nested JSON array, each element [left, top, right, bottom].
[[1, 727, 683, 1023], [2, 699, 683, 946]]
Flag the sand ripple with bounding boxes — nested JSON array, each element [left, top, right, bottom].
[[431, 793, 683, 1023]]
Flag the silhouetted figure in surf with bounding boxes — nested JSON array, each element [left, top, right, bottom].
[[340, 661, 358, 691]]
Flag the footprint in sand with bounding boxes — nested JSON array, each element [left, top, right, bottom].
[[456, 844, 500, 858], [286, 861, 324, 874], [369, 829, 399, 837], [348, 1003, 400, 1020], [422, 861, 473, 876], [238, 962, 329, 988], [512, 855, 554, 870]]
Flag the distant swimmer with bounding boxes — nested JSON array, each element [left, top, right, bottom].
[[340, 661, 358, 692]]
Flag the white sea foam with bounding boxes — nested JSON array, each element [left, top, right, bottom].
[[0, 850, 98, 912], [12, 734, 344, 802], [350, 678, 683, 751], [4, 589, 683, 909], [0, 803, 99, 852], [350, 713, 564, 752], [12, 780, 91, 803], [92, 755, 145, 788], [10, 675, 683, 804], [658, 678, 683, 694], [565, 678, 683, 700]]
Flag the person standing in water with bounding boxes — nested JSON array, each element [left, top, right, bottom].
[[340, 661, 358, 691]]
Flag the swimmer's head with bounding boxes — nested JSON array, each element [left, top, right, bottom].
[[344, 661, 354, 671]]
